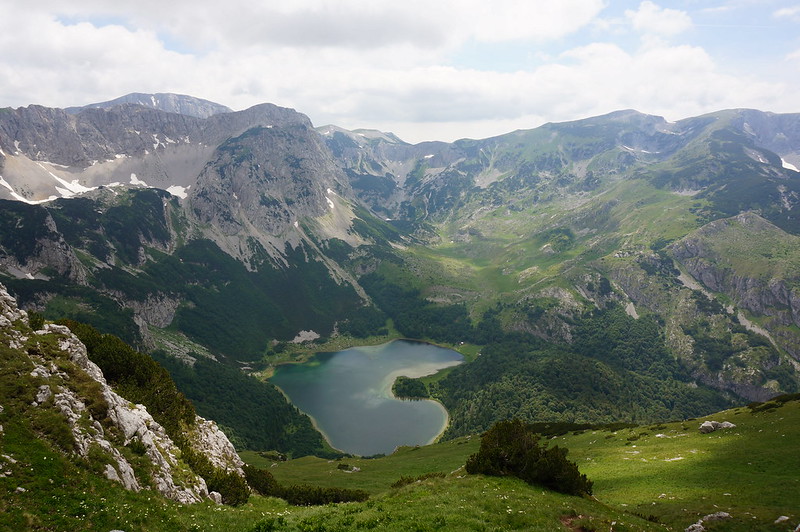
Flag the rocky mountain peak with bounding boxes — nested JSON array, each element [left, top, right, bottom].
[[188, 121, 355, 261], [66, 92, 233, 119]]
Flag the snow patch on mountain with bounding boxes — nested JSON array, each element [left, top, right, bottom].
[[130, 173, 149, 186], [166, 185, 189, 199], [0, 175, 57, 204]]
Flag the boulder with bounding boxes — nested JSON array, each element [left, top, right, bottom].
[[699, 421, 736, 434]]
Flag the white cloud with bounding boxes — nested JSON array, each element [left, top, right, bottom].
[[773, 5, 800, 20], [0, 1, 797, 144], [34, 0, 607, 52], [625, 1, 692, 36]]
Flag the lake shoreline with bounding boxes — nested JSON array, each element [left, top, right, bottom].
[[269, 340, 464, 456], [260, 336, 471, 378]]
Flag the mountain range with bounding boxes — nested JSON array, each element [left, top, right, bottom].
[[1, 93, 799, 442]]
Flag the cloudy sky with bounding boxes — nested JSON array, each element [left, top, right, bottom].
[[1, 1, 798, 143]]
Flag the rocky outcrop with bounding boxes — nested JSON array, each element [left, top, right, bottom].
[[684, 511, 732, 532], [189, 418, 245, 476], [124, 292, 181, 328], [53, 322, 213, 503], [0, 282, 244, 504], [698, 420, 736, 434], [671, 213, 800, 359]]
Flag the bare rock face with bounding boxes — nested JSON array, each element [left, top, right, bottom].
[[188, 121, 354, 262], [0, 99, 314, 203], [123, 292, 181, 328], [44, 321, 210, 503], [0, 283, 27, 324], [189, 418, 245, 476], [0, 282, 245, 504]]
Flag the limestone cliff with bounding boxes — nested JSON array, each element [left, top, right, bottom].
[[0, 283, 244, 504]]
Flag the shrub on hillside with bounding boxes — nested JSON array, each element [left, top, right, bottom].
[[465, 419, 593, 496], [182, 447, 250, 506], [391, 471, 446, 488], [243, 464, 280, 496], [278, 483, 369, 506]]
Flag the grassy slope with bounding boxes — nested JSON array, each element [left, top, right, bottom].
[[396, 178, 701, 313], [680, 213, 800, 281], [6, 398, 797, 531], [251, 398, 800, 532], [565, 400, 800, 531]]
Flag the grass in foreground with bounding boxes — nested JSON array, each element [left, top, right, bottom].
[[257, 397, 800, 531], [563, 399, 800, 531]]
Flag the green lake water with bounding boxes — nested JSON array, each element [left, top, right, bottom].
[[270, 340, 463, 456]]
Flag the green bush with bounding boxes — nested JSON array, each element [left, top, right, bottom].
[[207, 470, 251, 506], [28, 311, 45, 331], [182, 447, 250, 506], [465, 419, 593, 496], [278, 483, 369, 506], [390, 471, 446, 488], [243, 464, 279, 496]]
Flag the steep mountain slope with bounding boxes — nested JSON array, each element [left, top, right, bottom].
[[0, 99, 391, 355], [328, 109, 800, 230], [0, 283, 245, 509], [0, 100, 311, 204]]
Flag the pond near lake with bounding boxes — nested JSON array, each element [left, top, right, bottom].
[[270, 340, 463, 456]]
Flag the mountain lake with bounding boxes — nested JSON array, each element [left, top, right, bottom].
[[270, 340, 464, 456]]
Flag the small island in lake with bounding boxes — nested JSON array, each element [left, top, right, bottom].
[[392, 375, 430, 399]]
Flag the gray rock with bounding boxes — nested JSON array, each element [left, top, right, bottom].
[[699, 420, 736, 434], [190, 418, 245, 476], [35, 385, 52, 404], [208, 491, 223, 504], [703, 511, 731, 521], [67, 93, 233, 119], [685, 511, 732, 532]]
